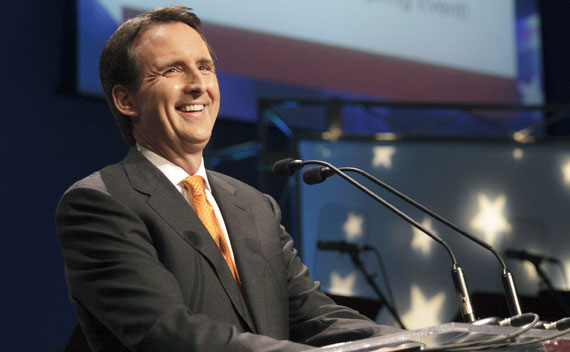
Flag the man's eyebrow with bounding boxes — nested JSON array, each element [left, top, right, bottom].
[[197, 58, 216, 67], [155, 60, 185, 71], [155, 58, 215, 70]]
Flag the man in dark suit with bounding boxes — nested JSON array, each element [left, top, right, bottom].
[[56, 6, 403, 351]]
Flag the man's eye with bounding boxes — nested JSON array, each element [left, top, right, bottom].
[[164, 68, 179, 75], [198, 65, 213, 72]]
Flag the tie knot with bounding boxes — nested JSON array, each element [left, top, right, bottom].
[[182, 175, 205, 197]]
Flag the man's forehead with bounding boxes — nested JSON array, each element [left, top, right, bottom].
[[134, 22, 211, 59], [136, 22, 202, 44]]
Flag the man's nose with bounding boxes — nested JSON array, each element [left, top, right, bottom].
[[183, 68, 206, 95]]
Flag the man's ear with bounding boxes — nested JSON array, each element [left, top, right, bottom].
[[112, 85, 138, 117]]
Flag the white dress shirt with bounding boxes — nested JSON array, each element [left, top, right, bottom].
[[136, 144, 237, 264]]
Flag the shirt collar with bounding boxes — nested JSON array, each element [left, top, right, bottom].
[[136, 144, 211, 191]]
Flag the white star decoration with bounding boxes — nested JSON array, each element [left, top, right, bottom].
[[562, 160, 570, 185], [372, 146, 396, 168], [401, 284, 446, 329], [563, 260, 570, 290], [329, 271, 357, 296], [410, 217, 436, 255], [470, 194, 512, 246], [522, 261, 538, 282], [343, 212, 364, 240]]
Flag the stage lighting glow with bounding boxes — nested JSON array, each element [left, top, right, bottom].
[[522, 261, 538, 282], [469, 193, 512, 246], [563, 260, 570, 291], [401, 284, 446, 329], [561, 160, 570, 185], [513, 148, 524, 160], [372, 146, 396, 169], [410, 217, 436, 255], [343, 212, 365, 240], [328, 271, 357, 296], [375, 133, 398, 141]]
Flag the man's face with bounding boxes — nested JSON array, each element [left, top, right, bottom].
[[126, 22, 220, 154]]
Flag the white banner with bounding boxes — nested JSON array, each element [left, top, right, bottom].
[[97, 0, 516, 78]]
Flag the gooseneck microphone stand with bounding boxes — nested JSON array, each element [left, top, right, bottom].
[[295, 159, 476, 323], [337, 166, 523, 317]]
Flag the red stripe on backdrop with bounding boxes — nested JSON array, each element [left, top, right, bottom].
[[202, 22, 518, 104]]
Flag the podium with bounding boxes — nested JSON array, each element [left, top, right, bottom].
[[306, 322, 570, 351]]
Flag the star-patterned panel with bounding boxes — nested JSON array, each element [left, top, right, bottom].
[[410, 217, 437, 256], [469, 194, 512, 246], [299, 140, 570, 329]]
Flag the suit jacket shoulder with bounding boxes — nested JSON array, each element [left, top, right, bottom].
[[56, 149, 309, 351], [56, 148, 400, 351]]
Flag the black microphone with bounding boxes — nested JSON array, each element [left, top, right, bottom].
[[303, 166, 335, 185], [505, 249, 559, 265], [273, 158, 304, 176], [317, 240, 374, 253], [308, 164, 524, 318], [294, 160, 476, 323]]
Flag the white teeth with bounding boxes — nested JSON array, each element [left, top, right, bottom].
[[179, 104, 204, 112]]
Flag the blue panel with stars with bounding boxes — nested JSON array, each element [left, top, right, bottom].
[[298, 139, 570, 328]]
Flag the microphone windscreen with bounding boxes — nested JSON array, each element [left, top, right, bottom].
[[273, 158, 297, 176], [303, 166, 327, 185]]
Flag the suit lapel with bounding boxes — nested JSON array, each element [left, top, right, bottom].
[[121, 149, 255, 332], [208, 172, 268, 333]]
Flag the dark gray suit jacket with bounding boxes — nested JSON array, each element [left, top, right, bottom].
[[56, 149, 401, 351]]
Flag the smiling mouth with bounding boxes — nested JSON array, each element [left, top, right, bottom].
[[177, 104, 204, 112]]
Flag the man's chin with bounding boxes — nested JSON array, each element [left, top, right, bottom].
[[180, 137, 211, 152]]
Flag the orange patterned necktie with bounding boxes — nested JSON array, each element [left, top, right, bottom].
[[182, 176, 241, 286]]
